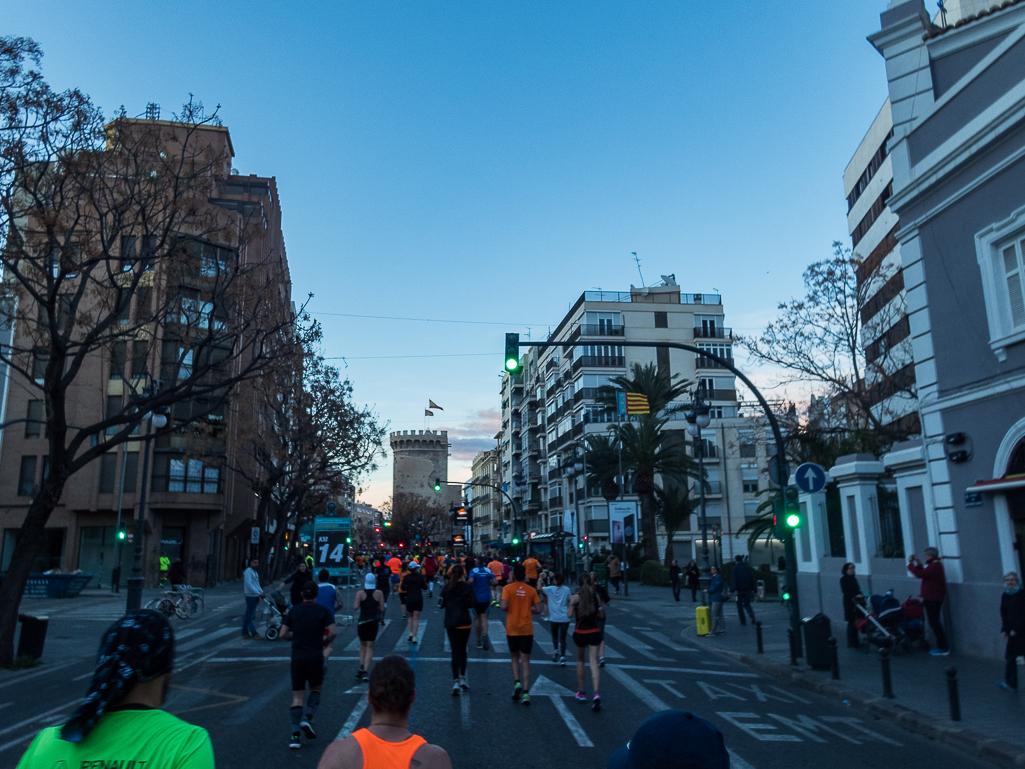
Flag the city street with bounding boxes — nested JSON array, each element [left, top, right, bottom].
[[0, 584, 998, 769]]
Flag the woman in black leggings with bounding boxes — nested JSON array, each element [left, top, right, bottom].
[[441, 564, 474, 695]]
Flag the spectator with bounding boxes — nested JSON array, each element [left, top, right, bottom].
[[242, 557, 265, 640], [840, 563, 864, 649], [316, 656, 452, 769], [168, 559, 187, 589], [17, 610, 213, 768], [158, 554, 170, 587], [607, 709, 729, 769], [278, 562, 311, 606], [999, 571, 1024, 691], [704, 565, 726, 636], [607, 553, 622, 595], [908, 548, 949, 655], [669, 560, 681, 602], [686, 560, 701, 603], [729, 555, 756, 626]]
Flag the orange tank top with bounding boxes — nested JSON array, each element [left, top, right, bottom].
[[352, 728, 427, 769]]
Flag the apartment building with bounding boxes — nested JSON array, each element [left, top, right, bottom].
[[352, 501, 383, 547], [498, 282, 771, 568], [0, 116, 293, 589], [466, 448, 502, 550]]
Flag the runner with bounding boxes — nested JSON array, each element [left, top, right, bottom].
[[353, 572, 386, 680], [316, 655, 453, 769], [15, 609, 214, 769], [440, 564, 474, 694], [401, 561, 427, 642], [375, 558, 391, 615], [280, 581, 337, 749], [398, 560, 409, 620], [315, 569, 341, 666], [592, 571, 611, 667], [423, 550, 437, 598], [522, 552, 541, 590], [568, 573, 603, 711], [501, 563, 542, 705], [542, 572, 572, 665], [487, 554, 504, 606], [467, 557, 496, 650]]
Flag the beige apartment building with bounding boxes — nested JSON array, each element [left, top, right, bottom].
[[0, 117, 293, 588]]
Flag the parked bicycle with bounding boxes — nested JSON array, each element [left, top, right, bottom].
[[144, 585, 204, 619]]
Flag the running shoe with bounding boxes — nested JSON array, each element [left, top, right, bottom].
[[599, 656, 606, 668], [355, 668, 365, 680], [592, 693, 601, 712], [512, 681, 523, 701], [575, 691, 587, 702], [459, 675, 470, 691], [476, 638, 483, 649], [482, 635, 490, 651], [411, 634, 418, 644], [552, 652, 560, 663], [559, 655, 566, 666], [998, 681, 1016, 690], [930, 649, 951, 657], [289, 733, 301, 750], [452, 679, 461, 696], [300, 720, 316, 739], [521, 691, 531, 706]]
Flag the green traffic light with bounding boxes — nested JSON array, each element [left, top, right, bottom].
[[384, 521, 391, 527], [346, 537, 352, 544], [782, 590, 791, 601], [506, 357, 518, 371], [511, 538, 519, 545], [117, 531, 125, 540], [504, 333, 520, 372], [786, 512, 801, 528], [434, 479, 442, 492]]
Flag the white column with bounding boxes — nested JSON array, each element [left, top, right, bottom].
[[829, 457, 885, 575], [796, 488, 829, 573]]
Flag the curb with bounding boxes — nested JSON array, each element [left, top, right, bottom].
[[718, 649, 1025, 768]]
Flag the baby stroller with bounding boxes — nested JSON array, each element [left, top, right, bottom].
[[857, 590, 927, 654], [262, 589, 289, 640]]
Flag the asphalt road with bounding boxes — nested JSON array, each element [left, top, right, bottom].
[[0, 587, 1002, 769]]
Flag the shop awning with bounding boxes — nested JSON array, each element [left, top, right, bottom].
[[967, 473, 1025, 493]]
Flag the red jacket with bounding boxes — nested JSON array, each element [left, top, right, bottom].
[[908, 558, 946, 603]]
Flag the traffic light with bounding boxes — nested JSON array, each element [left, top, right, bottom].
[[782, 588, 792, 602], [511, 537, 520, 545], [784, 486, 801, 529], [505, 333, 520, 372], [375, 527, 381, 533], [434, 479, 442, 493], [384, 521, 391, 527], [117, 527, 126, 540], [346, 536, 352, 544]]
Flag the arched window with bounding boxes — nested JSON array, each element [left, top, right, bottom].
[[1007, 438, 1025, 476]]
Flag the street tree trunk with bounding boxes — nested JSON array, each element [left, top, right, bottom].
[[639, 492, 658, 562]]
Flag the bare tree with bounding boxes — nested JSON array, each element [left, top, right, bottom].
[[0, 39, 295, 665], [382, 492, 449, 549]]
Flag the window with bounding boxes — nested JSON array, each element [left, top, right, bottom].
[[654, 311, 668, 328], [98, 454, 117, 493], [744, 500, 761, 519], [120, 236, 137, 271], [742, 466, 758, 493], [974, 211, 1025, 360], [739, 429, 756, 458], [32, 353, 48, 383], [18, 456, 37, 496], [131, 341, 148, 378], [123, 451, 139, 493], [105, 395, 121, 435], [134, 288, 152, 322], [109, 343, 126, 380], [25, 401, 43, 438], [153, 455, 221, 494]]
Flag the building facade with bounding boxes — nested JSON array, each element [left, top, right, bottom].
[[498, 282, 771, 569], [467, 448, 502, 551]]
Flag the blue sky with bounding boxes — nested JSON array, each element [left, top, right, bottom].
[[6, 1, 893, 506]]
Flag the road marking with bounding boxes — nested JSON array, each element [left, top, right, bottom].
[[605, 667, 670, 711], [728, 749, 756, 769], [0, 661, 77, 690], [531, 675, 593, 747], [346, 621, 390, 652], [697, 681, 747, 701], [716, 712, 802, 742], [199, 657, 758, 676], [640, 630, 694, 652], [345, 683, 369, 694], [603, 626, 670, 660], [643, 678, 685, 698], [767, 713, 861, 744], [71, 672, 92, 682], [172, 685, 250, 717], [178, 626, 239, 653], [393, 621, 427, 653], [336, 699, 369, 740], [460, 690, 471, 730], [174, 627, 205, 641], [0, 704, 11, 710], [819, 717, 902, 746], [0, 700, 77, 742]]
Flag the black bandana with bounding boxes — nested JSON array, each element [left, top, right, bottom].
[[61, 609, 175, 742]]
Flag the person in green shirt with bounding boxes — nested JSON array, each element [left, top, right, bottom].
[[16, 609, 214, 769]]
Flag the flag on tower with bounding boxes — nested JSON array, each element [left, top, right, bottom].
[[429, 400, 443, 410], [624, 393, 650, 415], [425, 409, 434, 416]]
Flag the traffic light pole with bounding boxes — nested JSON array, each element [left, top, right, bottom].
[[516, 338, 802, 657], [438, 480, 522, 553]]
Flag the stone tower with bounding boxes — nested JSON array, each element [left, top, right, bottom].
[[389, 430, 459, 505]]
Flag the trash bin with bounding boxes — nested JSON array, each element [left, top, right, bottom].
[[17, 614, 49, 660], [801, 613, 832, 670], [695, 605, 711, 636]]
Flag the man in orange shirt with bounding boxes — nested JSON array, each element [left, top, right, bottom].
[[501, 563, 542, 705], [487, 556, 504, 606], [522, 554, 541, 589]]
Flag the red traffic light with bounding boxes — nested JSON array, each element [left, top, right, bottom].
[[375, 527, 381, 533], [399, 542, 404, 548]]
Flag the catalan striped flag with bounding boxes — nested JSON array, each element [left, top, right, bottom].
[[624, 393, 650, 415]]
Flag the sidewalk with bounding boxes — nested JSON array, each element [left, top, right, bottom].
[[615, 583, 1025, 764]]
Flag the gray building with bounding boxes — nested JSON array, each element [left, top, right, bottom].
[[797, 0, 1025, 660]]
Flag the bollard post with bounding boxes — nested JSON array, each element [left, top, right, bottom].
[[788, 627, 798, 666], [946, 666, 961, 721], [828, 636, 840, 680], [879, 647, 894, 699], [756, 620, 764, 654]]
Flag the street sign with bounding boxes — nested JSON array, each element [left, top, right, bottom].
[[794, 462, 827, 494], [768, 455, 783, 487], [313, 516, 351, 577], [250, 526, 260, 545], [326, 501, 337, 515], [964, 490, 983, 508]]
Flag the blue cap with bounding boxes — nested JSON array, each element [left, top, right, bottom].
[[607, 711, 729, 769]]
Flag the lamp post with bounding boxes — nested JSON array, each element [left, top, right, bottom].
[[572, 444, 587, 575], [126, 385, 168, 612], [686, 390, 712, 604]]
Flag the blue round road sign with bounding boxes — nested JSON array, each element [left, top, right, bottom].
[[794, 462, 827, 494]]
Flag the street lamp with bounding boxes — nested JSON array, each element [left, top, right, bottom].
[[126, 383, 168, 612], [685, 390, 712, 604], [571, 446, 587, 575]]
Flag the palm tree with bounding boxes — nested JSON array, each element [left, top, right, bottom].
[[653, 484, 696, 566], [583, 434, 621, 502]]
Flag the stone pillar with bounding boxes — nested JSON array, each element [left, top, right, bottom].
[[794, 480, 830, 574], [829, 454, 886, 575]]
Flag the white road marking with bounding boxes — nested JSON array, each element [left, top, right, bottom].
[[697, 681, 747, 701], [0, 661, 77, 690], [605, 667, 670, 711], [345, 683, 369, 694], [71, 672, 93, 682], [603, 626, 670, 660], [640, 630, 694, 652], [0, 704, 11, 710], [174, 627, 205, 641], [819, 717, 902, 746], [716, 712, 802, 742], [531, 675, 593, 747], [460, 690, 471, 730], [178, 626, 239, 653], [728, 749, 757, 769], [643, 678, 686, 698], [335, 699, 369, 740], [767, 714, 861, 744], [392, 620, 427, 652], [345, 621, 389, 652]]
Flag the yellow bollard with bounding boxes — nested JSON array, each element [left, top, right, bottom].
[[696, 605, 711, 636]]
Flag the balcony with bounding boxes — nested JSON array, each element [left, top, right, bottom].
[[578, 325, 624, 337], [545, 358, 559, 372], [574, 355, 625, 370], [695, 356, 731, 370], [585, 519, 610, 534], [548, 439, 558, 453], [572, 422, 584, 437], [694, 326, 732, 339], [697, 388, 737, 401], [548, 495, 564, 509]]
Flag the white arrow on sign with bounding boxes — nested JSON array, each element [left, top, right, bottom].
[[795, 463, 826, 494], [530, 675, 594, 747]]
